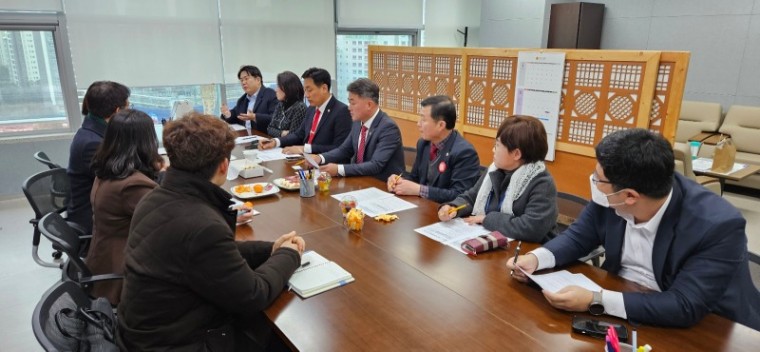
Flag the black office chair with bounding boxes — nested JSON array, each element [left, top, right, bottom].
[[38, 212, 121, 288], [556, 192, 605, 267], [22, 168, 76, 267], [32, 280, 119, 352], [34, 151, 62, 170]]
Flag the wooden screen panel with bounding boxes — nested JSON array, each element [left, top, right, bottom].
[[371, 49, 461, 122], [465, 56, 517, 134], [650, 52, 689, 143]]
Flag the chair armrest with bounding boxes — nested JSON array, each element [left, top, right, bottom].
[[79, 274, 123, 284]]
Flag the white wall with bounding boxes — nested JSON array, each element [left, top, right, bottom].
[[478, 0, 760, 110], [424, 0, 481, 47]]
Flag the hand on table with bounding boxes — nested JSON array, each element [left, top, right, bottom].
[[392, 179, 421, 196], [259, 139, 276, 150], [319, 163, 339, 176], [386, 174, 401, 192], [437, 205, 457, 221], [273, 231, 305, 256], [283, 145, 305, 155], [463, 215, 485, 225], [505, 253, 538, 283], [542, 285, 594, 312]]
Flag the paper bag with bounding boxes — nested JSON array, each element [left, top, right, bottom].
[[711, 136, 736, 173]]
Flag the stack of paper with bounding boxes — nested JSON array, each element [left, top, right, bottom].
[[257, 147, 291, 162], [288, 251, 354, 298], [331, 188, 417, 217], [692, 157, 747, 174], [520, 267, 601, 293]]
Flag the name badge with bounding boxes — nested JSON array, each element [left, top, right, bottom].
[[438, 161, 447, 173]]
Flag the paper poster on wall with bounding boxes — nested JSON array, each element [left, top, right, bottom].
[[514, 52, 566, 161]]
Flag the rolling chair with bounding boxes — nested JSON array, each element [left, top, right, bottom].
[[38, 212, 122, 288], [34, 151, 63, 170], [23, 168, 76, 267], [32, 280, 119, 352], [556, 192, 605, 267]]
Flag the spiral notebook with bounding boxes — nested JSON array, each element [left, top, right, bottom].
[[288, 251, 354, 298]]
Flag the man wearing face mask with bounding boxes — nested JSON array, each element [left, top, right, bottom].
[[507, 128, 760, 331]]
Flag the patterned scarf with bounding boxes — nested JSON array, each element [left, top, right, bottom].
[[472, 161, 546, 216]]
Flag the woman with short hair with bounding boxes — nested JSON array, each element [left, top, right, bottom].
[[438, 115, 559, 243]]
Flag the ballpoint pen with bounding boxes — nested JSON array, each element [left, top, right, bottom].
[[509, 241, 522, 276]]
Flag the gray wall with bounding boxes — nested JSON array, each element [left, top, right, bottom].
[[0, 135, 72, 199], [479, 0, 760, 110]]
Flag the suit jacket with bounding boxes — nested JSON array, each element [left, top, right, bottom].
[[87, 172, 157, 305], [118, 169, 299, 351], [222, 87, 278, 133], [543, 173, 760, 330], [279, 96, 352, 153], [321, 110, 405, 180], [404, 130, 481, 203], [67, 114, 107, 235]]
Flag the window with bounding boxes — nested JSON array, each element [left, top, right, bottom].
[[0, 13, 78, 136], [336, 31, 416, 103]]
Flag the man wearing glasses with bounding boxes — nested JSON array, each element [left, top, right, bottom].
[[221, 65, 277, 134], [507, 128, 760, 331]]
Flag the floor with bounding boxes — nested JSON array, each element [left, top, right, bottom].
[[1, 190, 759, 351]]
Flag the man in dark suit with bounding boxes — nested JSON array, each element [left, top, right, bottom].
[[259, 67, 351, 154], [507, 129, 760, 331], [386, 95, 480, 203], [67, 81, 130, 236], [309, 78, 404, 181], [221, 65, 277, 134]]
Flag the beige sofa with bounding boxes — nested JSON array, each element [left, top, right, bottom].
[[675, 101, 723, 143], [714, 106, 760, 190]]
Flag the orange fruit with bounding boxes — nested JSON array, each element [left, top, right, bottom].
[[244, 201, 254, 208], [253, 184, 264, 193]]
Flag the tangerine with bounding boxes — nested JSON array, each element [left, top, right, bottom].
[[253, 184, 264, 193]]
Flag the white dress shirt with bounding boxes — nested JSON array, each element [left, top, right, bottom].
[[245, 89, 258, 132], [531, 190, 673, 319]]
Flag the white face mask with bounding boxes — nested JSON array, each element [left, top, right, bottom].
[[589, 174, 625, 208]]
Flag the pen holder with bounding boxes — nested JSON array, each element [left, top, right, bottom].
[[299, 175, 316, 198]]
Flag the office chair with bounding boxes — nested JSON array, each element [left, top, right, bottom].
[[556, 192, 605, 267], [22, 168, 75, 267], [34, 151, 62, 170], [38, 212, 122, 288], [32, 280, 119, 352]]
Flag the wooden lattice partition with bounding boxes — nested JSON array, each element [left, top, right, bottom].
[[369, 46, 689, 197]]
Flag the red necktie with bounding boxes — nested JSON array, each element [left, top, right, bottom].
[[307, 109, 321, 144], [429, 144, 439, 161], [357, 126, 368, 163]]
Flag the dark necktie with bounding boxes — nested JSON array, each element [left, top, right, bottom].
[[357, 126, 368, 163], [430, 143, 439, 161]]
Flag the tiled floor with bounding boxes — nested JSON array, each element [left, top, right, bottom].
[[2, 191, 759, 350]]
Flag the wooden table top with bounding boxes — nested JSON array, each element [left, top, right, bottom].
[[694, 163, 760, 181], [226, 152, 760, 351]]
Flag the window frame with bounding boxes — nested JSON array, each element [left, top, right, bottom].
[[0, 11, 80, 138]]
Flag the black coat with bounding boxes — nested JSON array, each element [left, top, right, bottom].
[[279, 96, 352, 153], [67, 114, 107, 235], [118, 169, 300, 351]]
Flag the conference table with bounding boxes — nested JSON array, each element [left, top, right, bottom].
[[225, 150, 759, 351]]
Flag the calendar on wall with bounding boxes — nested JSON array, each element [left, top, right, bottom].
[[514, 52, 566, 161]]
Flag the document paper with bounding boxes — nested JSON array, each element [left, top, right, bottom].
[[256, 147, 291, 162], [692, 157, 747, 174], [414, 219, 493, 254], [331, 188, 417, 217], [520, 267, 601, 294]]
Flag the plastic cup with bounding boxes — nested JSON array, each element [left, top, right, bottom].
[[340, 195, 357, 215], [689, 141, 701, 160], [317, 172, 332, 192]]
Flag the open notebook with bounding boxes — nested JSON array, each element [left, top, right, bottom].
[[288, 251, 354, 298]]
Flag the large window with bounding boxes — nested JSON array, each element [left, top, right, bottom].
[[336, 31, 415, 103], [0, 13, 78, 136]]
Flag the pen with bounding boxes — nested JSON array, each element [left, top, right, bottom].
[[300, 261, 311, 268], [509, 241, 522, 277], [631, 329, 637, 352], [448, 204, 466, 215], [262, 166, 273, 173], [294, 159, 305, 166]]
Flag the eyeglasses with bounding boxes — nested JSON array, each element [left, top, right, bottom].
[[590, 172, 613, 186]]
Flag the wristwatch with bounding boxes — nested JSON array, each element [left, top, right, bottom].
[[588, 290, 605, 315]]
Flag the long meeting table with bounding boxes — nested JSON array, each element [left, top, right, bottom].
[[226, 156, 760, 351]]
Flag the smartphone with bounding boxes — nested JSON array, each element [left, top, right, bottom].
[[571, 316, 628, 342]]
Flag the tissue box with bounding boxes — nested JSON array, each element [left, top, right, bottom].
[[239, 165, 264, 178]]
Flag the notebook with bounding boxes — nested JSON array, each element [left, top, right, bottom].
[[288, 251, 354, 298]]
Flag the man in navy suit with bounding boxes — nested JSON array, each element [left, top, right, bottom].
[[386, 95, 480, 203], [68, 81, 131, 236], [259, 67, 351, 154], [221, 65, 277, 134], [309, 78, 404, 181], [507, 129, 760, 331]]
